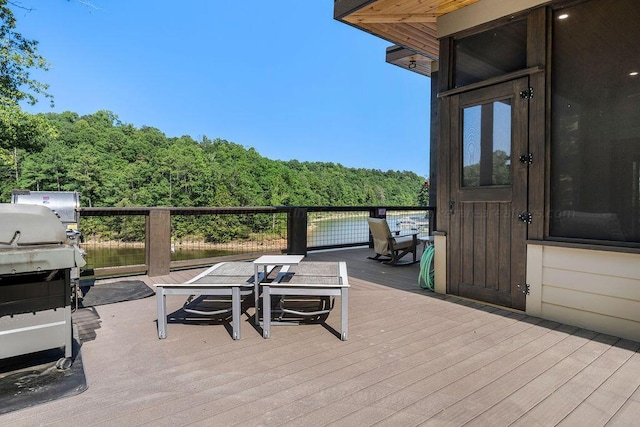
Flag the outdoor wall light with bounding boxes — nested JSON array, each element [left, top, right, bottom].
[[630, 71, 639, 77], [558, 13, 569, 20]]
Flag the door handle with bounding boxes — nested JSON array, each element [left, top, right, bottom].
[[450, 201, 455, 215]]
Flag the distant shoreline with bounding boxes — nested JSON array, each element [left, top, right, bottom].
[[83, 238, 287, 250]]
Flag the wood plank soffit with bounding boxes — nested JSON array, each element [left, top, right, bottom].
[[385, 45, 433, 77], [349, 13, 438, 24], [335, 0, 481, 64]]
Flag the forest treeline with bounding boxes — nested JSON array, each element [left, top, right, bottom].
[[1, 110, 428, 209]]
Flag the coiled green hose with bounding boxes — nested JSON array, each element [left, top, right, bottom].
[[418, 244, 435, 291]]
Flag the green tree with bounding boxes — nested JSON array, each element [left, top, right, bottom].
[[418, 179, 429, 205], [0, 1, 56, 152], [8, 111, 428, 239]]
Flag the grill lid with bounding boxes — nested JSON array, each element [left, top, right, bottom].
[[0, 204, 66, 247], [0, 245, 84, 274], [0, 204, 85, 274]]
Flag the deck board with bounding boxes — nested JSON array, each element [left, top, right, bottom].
[[559, 344, 640, 426], [0, 248, 638, 426], [511, 338, 640, 426]]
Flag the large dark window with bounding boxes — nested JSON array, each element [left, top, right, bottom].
[[454, 19, 527, 88], [550, 0, 640, 244]]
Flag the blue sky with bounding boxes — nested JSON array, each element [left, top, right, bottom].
[[16, 1, 431, 177]]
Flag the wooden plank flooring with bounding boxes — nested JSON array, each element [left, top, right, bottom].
[[0, 248, 638, 426]]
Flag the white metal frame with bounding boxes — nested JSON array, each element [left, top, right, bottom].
[[155, 262, 266, 340]]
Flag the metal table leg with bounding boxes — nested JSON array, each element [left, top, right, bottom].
[[232, 286, 241, 340], [156, 287, 167, 339], [263, 284, 271, 339]]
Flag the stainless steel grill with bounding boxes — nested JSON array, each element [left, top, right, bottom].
[[0, 203, 86, 369]]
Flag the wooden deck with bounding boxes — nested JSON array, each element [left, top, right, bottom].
[[1, 248, 638, 426]]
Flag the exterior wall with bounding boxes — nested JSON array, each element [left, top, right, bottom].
[[526, 244, 640, 342], [434, 240, 640, 342], [432, 0, 639, 342], [437, 0, 549, 37], [434, 233, 447, 294]]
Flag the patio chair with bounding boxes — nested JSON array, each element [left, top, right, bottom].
[[261, 261, 349, 340], [367, 217, 418, 265], [155, 262, 272, 340]]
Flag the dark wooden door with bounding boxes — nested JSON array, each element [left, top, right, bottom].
[[448, 78, 529, 310]]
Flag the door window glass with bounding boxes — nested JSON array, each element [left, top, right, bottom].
[[462, 100, 512, 187]]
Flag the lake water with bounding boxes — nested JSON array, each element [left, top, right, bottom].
[[308, 216, 370, 247], [83, 246, 233, 270], [307, 213, 429, 247], [83, 213, 429, 270]]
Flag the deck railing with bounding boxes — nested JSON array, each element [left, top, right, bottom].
[[79, 206, 435, 277]]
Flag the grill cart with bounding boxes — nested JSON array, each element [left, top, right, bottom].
[[0, 204, 86, 369]]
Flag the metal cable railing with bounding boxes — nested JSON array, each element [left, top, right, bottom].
[[78, 206, 435, 277]]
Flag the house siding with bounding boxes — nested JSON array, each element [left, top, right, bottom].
[[526, 244, 640, 342], [437, 0, 549, 37], [434, 233, 447, 294]]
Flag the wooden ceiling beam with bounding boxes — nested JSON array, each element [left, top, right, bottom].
[[349, 13, 438, 24]]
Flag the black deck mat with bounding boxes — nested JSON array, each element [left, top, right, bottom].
[[79, 279, 155, 307], [0, 327, 87, 415]]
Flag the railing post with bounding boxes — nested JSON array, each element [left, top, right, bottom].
[[430, 208, 436, 236], [146, 208, 171, 277], [287, 207, 307, 256]]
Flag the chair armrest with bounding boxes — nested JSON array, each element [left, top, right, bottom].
[[393, 231, 418, 238]]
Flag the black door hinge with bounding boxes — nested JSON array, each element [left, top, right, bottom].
[[518, 212, 532, 224], [517, 283, 530, 295], [519, 87, 534, 99], [519, 153, 533, 165]]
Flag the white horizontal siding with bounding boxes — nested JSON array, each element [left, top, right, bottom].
[[541, 302, 640, 342], [543, 268, 640, 301], [542, 285, 640, 323], [527, 244, 640, 342], [542, 246, 640, 279]]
